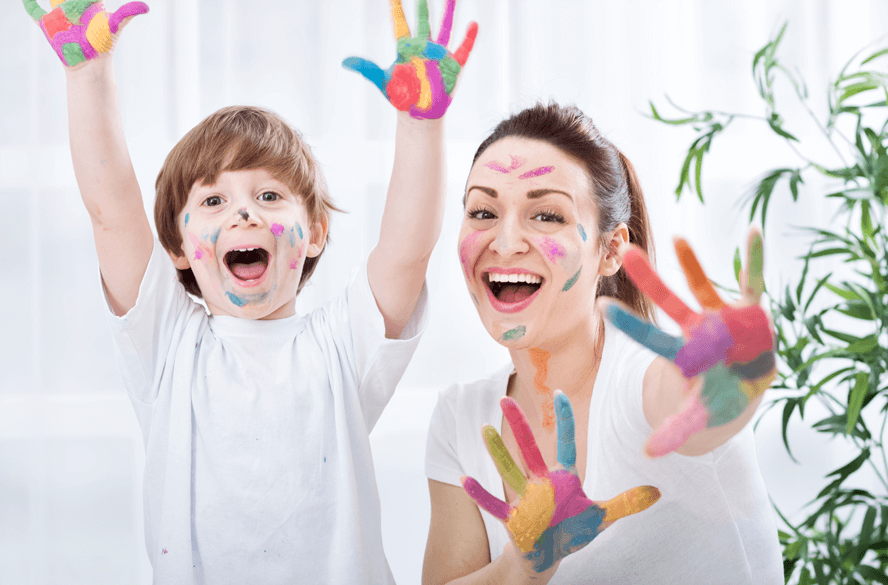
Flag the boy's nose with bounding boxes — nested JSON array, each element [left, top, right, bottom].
[[231, 203, 262, 228]]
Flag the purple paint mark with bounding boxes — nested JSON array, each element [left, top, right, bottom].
[[162, 549, 168, 555], [271, 223, 285, 237], [410, 61, 452, 119], [485, 160, 511, 173], [519, 166, 555, 180], [188, 233, 205, 261], [535, 237, 566, 264], [436, 0, 456, 45], [289, 259, 299, 270], [675, 314, 733, 378], [459, 231, 484, 278]]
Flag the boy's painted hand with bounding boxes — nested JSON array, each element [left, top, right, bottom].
[[343, 0, 478, 119], [461, 392, 660, 574], [23, 0, 149, 68], [603, 228, 777, 457]]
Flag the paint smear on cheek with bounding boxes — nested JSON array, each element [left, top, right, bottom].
[[563, 266, 582, 292], [459, 231, 484, 278], [535, 237, 566, 264], [210, 228, 221, 244], [184, 214, 189, 228], [577, 224, 587, 242], [289, 259, 300, 270], [296, 222, 304, 239], [188, 232, 207, 261], [471, 292, 480, 306], [501, 325, 526, 341], [271, 223, 285, 237], [529, 348, 556, 429]]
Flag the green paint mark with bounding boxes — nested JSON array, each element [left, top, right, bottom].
[[501, 326, 526, 341], [416, 0, 431, 39], [62, 0, 94, 21], [397, 38, 428, 63], [62, 43, 86, 67], [700, 364, 748, 427], [577, 224, 587, 242], [439, 56, 461, 93], [23, 0, 47, 21], [562, 267, 582, 292]]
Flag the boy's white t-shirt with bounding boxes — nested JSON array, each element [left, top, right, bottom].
[[106, 239, 428, 585], [425, 320, 783, 585]]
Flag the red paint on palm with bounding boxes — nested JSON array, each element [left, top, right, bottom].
[[721, 305, 774, 365], [386, 63, 421, 111], [43, 7, 71, 37]]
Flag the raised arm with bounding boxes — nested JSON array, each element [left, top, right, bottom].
[[25, 0, 153, 316], [344, 0, 478, 338]]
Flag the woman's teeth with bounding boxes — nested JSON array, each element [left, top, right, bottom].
[[487, 272, 542, 284]]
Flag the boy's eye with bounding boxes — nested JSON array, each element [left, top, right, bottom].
[[467, 207, 496, 220], [204, 196, 223, 207], [259, 191, 279, 202]]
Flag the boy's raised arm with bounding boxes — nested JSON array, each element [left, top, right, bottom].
[[344, 0, 478, 339], [25, 0, 152, 316]]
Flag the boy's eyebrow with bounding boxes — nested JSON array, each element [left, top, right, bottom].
[[463, 186, 574, 205]]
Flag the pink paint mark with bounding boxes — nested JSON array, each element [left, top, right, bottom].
[[188, 232, 207, 261], [484, 155, 527, 174], [548, 470, 591, 527], [289, 259, 299, 270], [535, 237, 566, 264], [519, 166, 555, 180], [646, 398, 709, 457], [162, 549, 168, 555], [459, 231, 485, 278], [271, 223, 285, 237]]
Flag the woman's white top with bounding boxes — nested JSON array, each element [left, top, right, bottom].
[[425, 320, 782, 584]]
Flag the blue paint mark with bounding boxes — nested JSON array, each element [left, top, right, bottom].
[[288, 227, 297, 248], [471, 293, 480, 306], [523, 505, 605, 573], [210, 228, 221, 244], [323, 457, 326, 462], [423, 42, 447, 60], [577, 224, 587, 242], [226, 292, 247, 307], [555, 393, 576, 469], [296, 222, 303, 239], [342, 57, 388, 94], [184, 213, 189, 227]]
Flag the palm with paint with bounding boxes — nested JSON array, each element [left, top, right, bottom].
[[603, 229, 777, 457], [23, 0, 149, 68], [462, 391, 661, 574], [342, 0, 478, 119]]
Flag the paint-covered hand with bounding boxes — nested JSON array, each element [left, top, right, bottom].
[[461, 392, 661, 574], [342, 0, 478, 120], [603, 228, 777, 457], [23, 0, 149, 68]]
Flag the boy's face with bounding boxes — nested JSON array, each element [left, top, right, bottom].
[[170, 168, 325, 319]]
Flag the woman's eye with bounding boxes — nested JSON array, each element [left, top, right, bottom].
[[467, 208, 496, 220], [259, 191, 279, 202], [532, 210, 565, 223], [204, 196, 223, 207]]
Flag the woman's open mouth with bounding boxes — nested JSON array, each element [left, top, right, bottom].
[[225, 247, 270, 287], [484, 271, 543, 313]]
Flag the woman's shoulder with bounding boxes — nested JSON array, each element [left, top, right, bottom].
[[434, 362, 513, 417]]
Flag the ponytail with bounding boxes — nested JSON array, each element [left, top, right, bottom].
[[595, 151, 657, 324]]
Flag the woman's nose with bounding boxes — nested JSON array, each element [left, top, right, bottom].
[[488, 218, 529, 257]]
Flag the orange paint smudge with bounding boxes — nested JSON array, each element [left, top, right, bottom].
[[529, 348, 555, 429]]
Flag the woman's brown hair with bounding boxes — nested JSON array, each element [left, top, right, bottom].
[[471, 102, 657, 322], [154, 106, 342, 297]]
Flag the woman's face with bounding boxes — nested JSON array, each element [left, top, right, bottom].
[[459, 137, 620, 348]]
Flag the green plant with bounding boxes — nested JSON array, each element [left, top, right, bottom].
[[650, 24, 888, 585]]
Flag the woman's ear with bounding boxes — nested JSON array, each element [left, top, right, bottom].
[[598, 223, 629, 276], [305, 214, 329, 259]]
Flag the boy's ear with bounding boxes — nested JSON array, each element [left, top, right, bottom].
[[168, 247, 192, 270], [598, 222, 629, 277], [305, 215, 329, 259]]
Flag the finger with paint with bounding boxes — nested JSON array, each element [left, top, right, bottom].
[[462, 391, 661, 573], [602, 228, 777, 457], [23, 0, 149, 68], [342, 0, 479, 119]]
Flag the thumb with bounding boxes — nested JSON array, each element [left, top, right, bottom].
[[342, 57, 388, 94], [109, 1, 150, 35]]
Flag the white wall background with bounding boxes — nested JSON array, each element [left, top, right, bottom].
[[0, 0, 886, 583]]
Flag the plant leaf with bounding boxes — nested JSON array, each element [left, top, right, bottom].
[[846, 372, 869, 434]]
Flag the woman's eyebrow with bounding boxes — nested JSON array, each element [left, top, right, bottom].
[[526, 189, 573, 201]]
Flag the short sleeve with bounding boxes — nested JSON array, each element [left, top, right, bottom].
[[342, 258, 430, 430], [610, 331, 659, 443], [103, 238, 203, 405], [424, 387, 464, 487]]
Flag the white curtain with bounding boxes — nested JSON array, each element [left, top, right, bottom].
[[1, 0, 885, 582]]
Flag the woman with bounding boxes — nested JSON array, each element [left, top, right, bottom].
[[422, 103, 782, 584]]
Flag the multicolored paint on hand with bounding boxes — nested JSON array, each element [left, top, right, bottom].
[[23, 0, 149, 67], [461, 392, 660, 573], [342, 0, 478, 119], [603, 230, 777, 457]]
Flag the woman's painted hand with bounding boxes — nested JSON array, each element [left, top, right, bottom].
[[461, 391, 660, 574], [603, 228, 777, 457], [23, 0, 148, 68], [343, 0, 478, 119]]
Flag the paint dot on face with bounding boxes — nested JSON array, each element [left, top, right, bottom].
[[226, 292, 246, 307], [563, 267, 582, 292], [184, 213, 189, 227], [210, 228, 221, 244], [296, 222, 303, 239], [501, 325, 526, 341], [577, 224, 587, 242], [535, 237, 566, 264], [509, 155, 526, 170], [271, 223, 285, 237], [289, 259, 299, 270]]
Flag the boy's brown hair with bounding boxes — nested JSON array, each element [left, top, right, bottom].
[[154, 106, 341, 297]]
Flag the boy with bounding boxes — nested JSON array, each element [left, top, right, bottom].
[[23, 0, 477, 582]]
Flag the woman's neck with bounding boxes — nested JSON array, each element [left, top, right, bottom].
[[507, 310, 605, 432]]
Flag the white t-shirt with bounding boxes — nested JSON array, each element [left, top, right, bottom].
[[425, 320, 782, 584], [106, 239, 428, 584]]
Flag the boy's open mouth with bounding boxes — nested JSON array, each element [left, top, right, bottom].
[[485, 272, 543, 308], [225, 247, 270, 283]]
